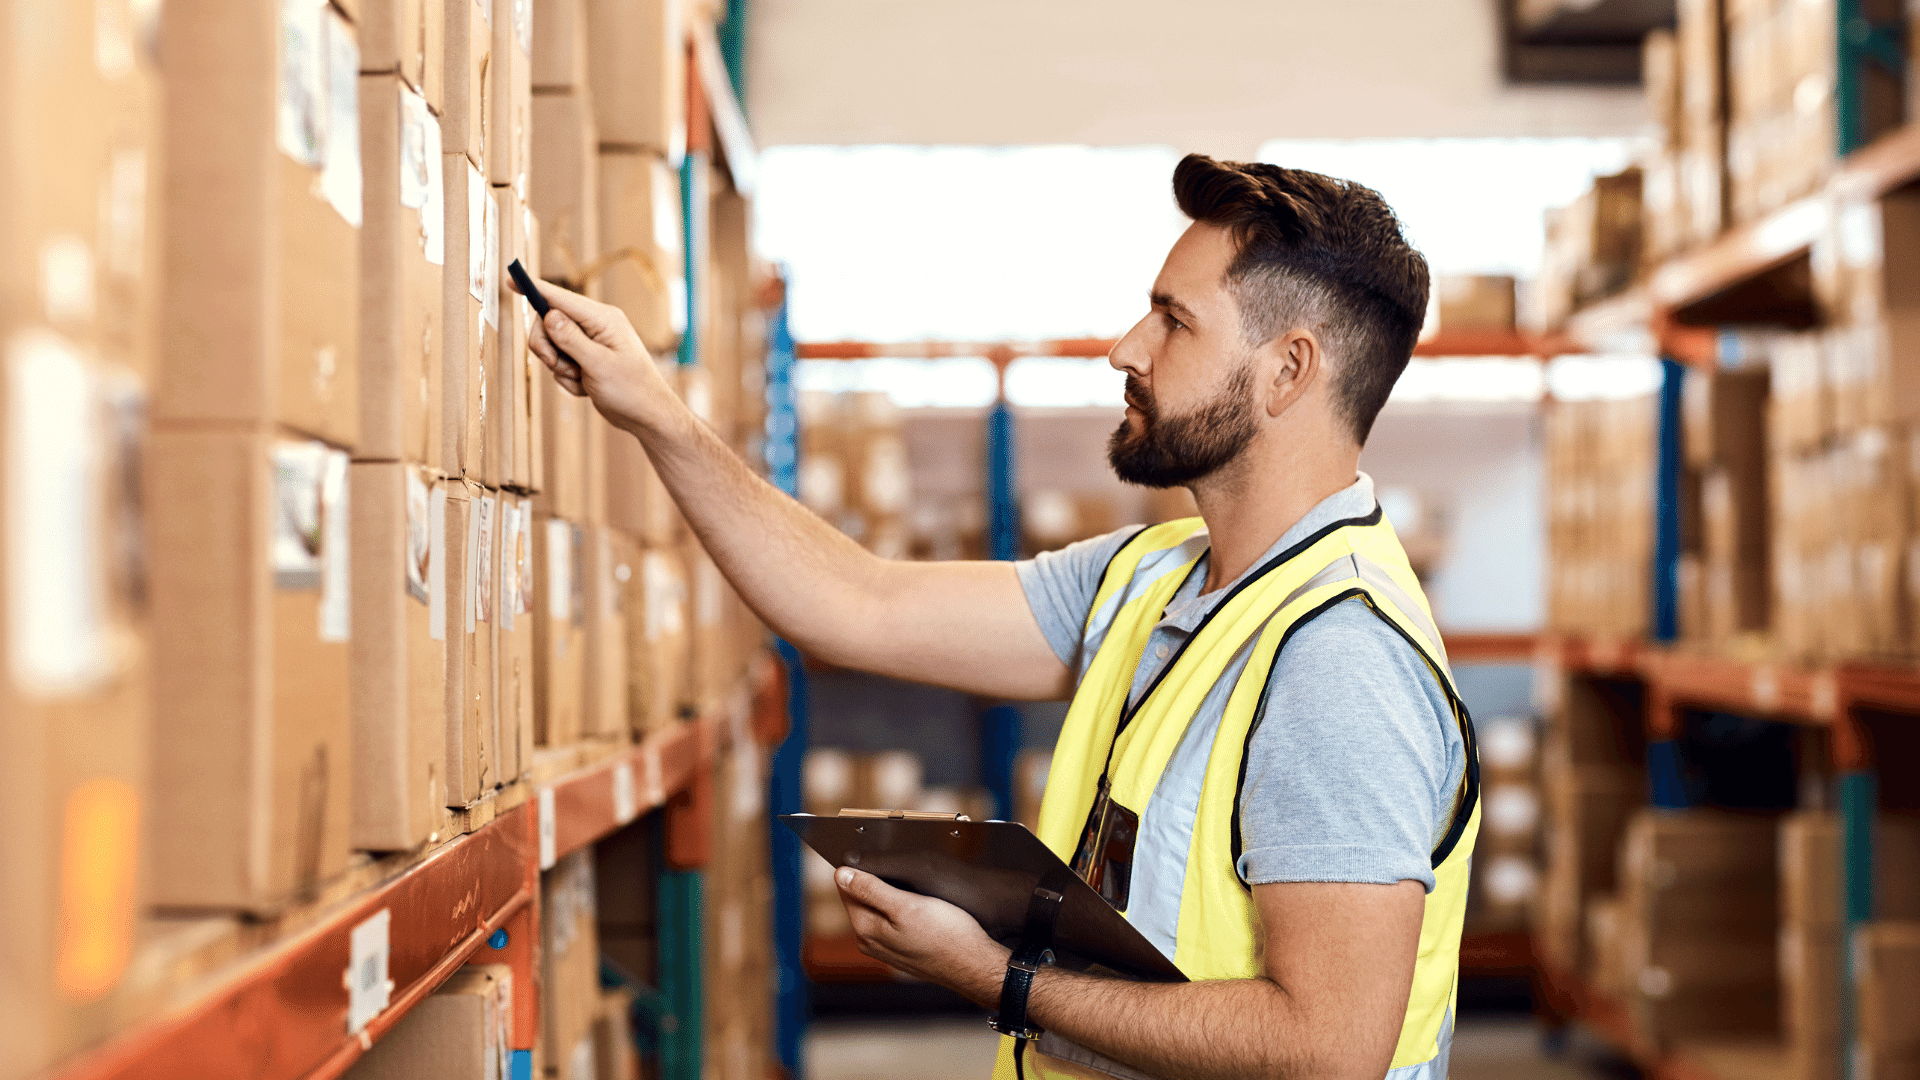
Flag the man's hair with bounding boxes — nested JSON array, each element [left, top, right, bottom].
[[1171, 154, 1429, 445]]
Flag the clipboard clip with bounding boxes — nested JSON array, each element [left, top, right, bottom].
[[836, 808, 974, 822]]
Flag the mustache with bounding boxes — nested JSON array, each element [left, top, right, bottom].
[[1123, 376, 1155, 421]]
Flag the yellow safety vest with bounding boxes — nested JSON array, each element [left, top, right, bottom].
[[993, 511, 1481, 1080]]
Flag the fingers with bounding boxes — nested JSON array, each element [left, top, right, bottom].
[[532, 277, 615, 338], [836, 867, 906, 916], [542, 309, 610, 367]]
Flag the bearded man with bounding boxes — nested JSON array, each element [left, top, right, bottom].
[[521, 154, 1479, 1080]]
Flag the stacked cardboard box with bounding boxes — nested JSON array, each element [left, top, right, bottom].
[[1619, 810, 1781, 1049], [344, 964, 514, 1080], [706, 710, 775, 1080], [1779, 813, 1920, 1080], [1856, 921, 1920, 1080], [148, 0, 366, 911], [543, 849, 603, 1079], [799, 391, 915, 560], [1545, 395, 1659, 638], [1680, 369, 1771, 646], [0, 0, 162, 1068], [1533, 169, 1643, 329], [1467, 718, 1541, 933], [1536, 673, 1645, 974]]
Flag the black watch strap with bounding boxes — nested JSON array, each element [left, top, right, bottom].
[[988, 886, 1065, 1041]]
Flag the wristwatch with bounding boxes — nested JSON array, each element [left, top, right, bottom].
[[988, 940, 1053, 1040]]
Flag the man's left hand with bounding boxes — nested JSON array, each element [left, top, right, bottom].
[[835, 866, 1010, 1004]]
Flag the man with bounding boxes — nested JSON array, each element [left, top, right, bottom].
[[522, 155, 1479, 1080]]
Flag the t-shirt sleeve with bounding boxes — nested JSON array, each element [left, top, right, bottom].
[[1235, 597, 1465, 894], [1013, 526, 1146, 671]]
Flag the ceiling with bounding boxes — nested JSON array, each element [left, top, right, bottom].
[[745, 0, 1650, 157]]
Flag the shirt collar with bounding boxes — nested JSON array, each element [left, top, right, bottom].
[[1157, 472, 1378, 631]]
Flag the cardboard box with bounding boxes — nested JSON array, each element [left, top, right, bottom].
[[593, 989, 639, 1080], [159, 0, 361, 449], [496, 494, 536, 783], [581, 525, 629, 737], [359, 75, 446, 467], [443, 155, 500, 481], [0, 328, 154, 1071], [443, 0, 491, 170], [349, 462, 449, 851], [534, 514, 587, 745], [542, 849, 602, 1078], [344, 964, 512, 1080], [1856, 922, 1920, 1073], [1780, 812, 1920, 927], [584, 0, 684, 158], [584, 406, 610, 525], [532, 0, 589, 90], [596, 150, 686, 353], [628, 543, 689, 735], [497, 192, 540, 491], [442, 480, 498, 805], [147, 428, 354, 908], [1779, 923, 1841, 1058], [529, 90, 599, 286], [1434, 275, 1516, 333], [1621, 810, 1781, 933], [686, 541, 727, 711], [606, 420, 681, 548], [490, 0, 533, 194], [360, 0, 444, 112], [1683, 369, 1769, 470], [537, 377, 589, 521]]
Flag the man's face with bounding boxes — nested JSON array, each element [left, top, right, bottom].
[[1106, 223, 1260, 489]]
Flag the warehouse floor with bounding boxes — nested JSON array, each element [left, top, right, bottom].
[[804, 1016, 1638, 1080]]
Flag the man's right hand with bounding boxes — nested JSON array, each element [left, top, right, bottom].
[[517, 275, 677, 438]]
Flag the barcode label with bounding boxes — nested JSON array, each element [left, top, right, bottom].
[[345, 908, 393, 1034]]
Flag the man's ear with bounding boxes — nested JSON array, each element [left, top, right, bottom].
[[1264, 329, 1321, 418]]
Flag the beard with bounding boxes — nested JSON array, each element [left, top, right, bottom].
[[1106, 363, 1258, 488]]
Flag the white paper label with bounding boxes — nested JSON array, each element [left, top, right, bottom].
[[468, 162, 489, 304], [319, 8, 362, 227], [475, 495, 496, 624], [652, 164, 682, 260], [642, 553, 685, 641], [640, 748, 664, 808], [546, 519, 572, 621], [465, 490, 481, 634], [613, 762, 637, 824], [6, 330, 112, 695], [482, 191, 501, 329], [514, 0, 531, 53], [405, 468, 431, 604], [272, 441, 329, 589], [429, 485, 448, 641], [40, 234, 96, 325], [399, 85, 445, 266], [668, 275, 689, 336], [103, 150, 147, 281], [499, 500, 519, 632], [537, 787, 556, 870], [318, 449, 351, 642], [518, 499, 535, 618], [345, 908, 393, 1034], [277, 0, 326, 167]]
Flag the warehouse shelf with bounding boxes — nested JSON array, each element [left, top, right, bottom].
[[798, 330, 1599, 363], [43, 665, 790, 1080], [1648, 196, 1824, 329]]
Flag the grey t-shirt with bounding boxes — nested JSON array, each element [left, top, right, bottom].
[[1014, 474, 1466, 893]]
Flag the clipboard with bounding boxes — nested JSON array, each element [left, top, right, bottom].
[[780, 811, 1187, 984]]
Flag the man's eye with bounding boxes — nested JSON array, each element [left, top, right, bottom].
[[1163, 313, 1185, 331]]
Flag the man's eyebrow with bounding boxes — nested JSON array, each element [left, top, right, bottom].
[[1151, 292, 1198, 321]]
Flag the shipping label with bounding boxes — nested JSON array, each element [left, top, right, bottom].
[[482, 190, 500, 329], [498, 499, 519, 632], [320, 7, 361, 227], [399, 85, 445, 266], [429, 484, 448, 642], [518, 499, 534, 617], [272, 440, 329, 590], [277, 0, 326, 168], [545, 519, 571, 622], [475, 494, 495, 624], [406, 468, 431, 604], [467, 162, 488, 304]]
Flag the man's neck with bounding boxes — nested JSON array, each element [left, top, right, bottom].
[[1188, 447, 1360, 594]]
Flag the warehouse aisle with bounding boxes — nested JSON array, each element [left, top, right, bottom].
[[804, 1016, 1638, 1080]]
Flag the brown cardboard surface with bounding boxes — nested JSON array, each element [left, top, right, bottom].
[[1857, 922, 1920, 1056], [359, 0, 445, 112], [1434, 275, 1516, 332], [531, 0, 588, 90], [496, 495, 537, 783], [159, 0, 361, 447], [529, 90, 600, 285], [593, 989, 639, 1080], [686, 541, 726, 713], [534, 514, 587, 745], [605, 420, 682, 545], [490, 0, 532, 192], [584, 0, 682, 157], [359, 74, 446, 467], [536, 375, 589, 521], [1781, 812, 1920, 927], [443, 154, 499, 481], [580, 525, 629, 737], [497, 191, 539, 491], [1622, 810, 1780, 933], [442, 480, 496, 804], [148, 426, 354, 909], [595, 149, 685, 353], [541, 850, 602, 1075], [443, 0, 491, 171], [628, 542, 688, 735], [583, 408, 610, 525], [349, 461, 449, 851], [342, 963, 506, 1080]]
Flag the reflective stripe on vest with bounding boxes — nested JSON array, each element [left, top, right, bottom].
[[993, 513, 1481, 1080]]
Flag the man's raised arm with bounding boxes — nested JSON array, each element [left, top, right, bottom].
[[521, 277, 1073, 701]]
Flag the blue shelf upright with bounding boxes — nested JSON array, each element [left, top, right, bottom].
[[980, 375, 1022, 822]]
